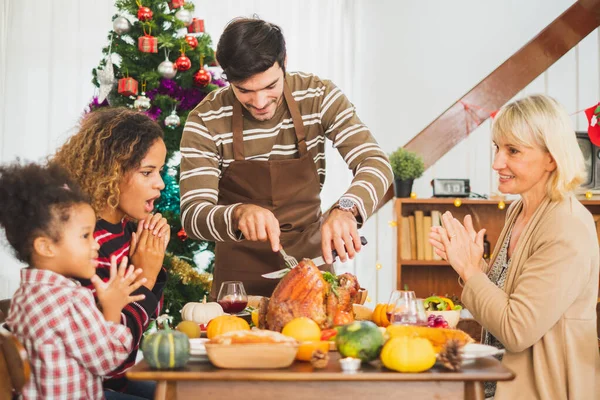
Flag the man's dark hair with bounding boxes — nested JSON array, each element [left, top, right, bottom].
[[216, 17, 286, 82]]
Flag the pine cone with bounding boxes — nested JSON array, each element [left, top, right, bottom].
[[310, 349, 329, 369], [438, 339, 464, 371]]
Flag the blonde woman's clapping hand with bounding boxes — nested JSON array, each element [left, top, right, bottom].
[[429, 212, 486, 282]]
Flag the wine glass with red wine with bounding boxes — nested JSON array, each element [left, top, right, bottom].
[[217, 281, 248, 314]]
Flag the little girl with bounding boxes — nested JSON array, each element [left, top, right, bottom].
[[53, 107, 169, 398], [1, 162, 146, 399]]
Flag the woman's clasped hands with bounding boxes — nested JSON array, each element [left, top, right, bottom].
[[428, 211, 487, 282]]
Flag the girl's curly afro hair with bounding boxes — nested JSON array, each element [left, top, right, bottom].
[[0, 161, 89, 264]]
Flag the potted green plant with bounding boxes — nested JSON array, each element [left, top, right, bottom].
[[389, 148, 425, 197]]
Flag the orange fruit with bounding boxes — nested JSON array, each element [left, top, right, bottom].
[[251, 309, 259, 326], [295, 340, 330, 361], [281, 317, 321, 342]]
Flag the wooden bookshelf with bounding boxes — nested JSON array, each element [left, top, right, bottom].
[[394, 198, 600, 298]]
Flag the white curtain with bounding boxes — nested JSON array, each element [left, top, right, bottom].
[[0, 0, 358, 298]]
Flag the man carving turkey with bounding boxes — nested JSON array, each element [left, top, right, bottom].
[[180, 17, 393, 297]]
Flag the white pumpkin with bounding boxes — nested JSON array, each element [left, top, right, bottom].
[[180, 296, 224, 325]]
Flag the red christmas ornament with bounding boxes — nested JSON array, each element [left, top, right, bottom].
[[175, 54, 191, 71], [193, 69, 212, 86], [177, 228, 188, 241], [185, 35, 198, 49], [187, 18, 204, 33], [138, 34, 158, 53], [137, 6, 153, 21], [168, 0, 185, 10], [118, 77, 138, 96]]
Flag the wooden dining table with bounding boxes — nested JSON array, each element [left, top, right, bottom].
[[127, 351, 515, 400]]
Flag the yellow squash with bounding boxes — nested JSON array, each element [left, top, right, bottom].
[[380, 336, 436, 373]]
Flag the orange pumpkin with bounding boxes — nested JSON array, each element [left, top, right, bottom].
[[206, 315, 250, 339], [372, 303, 391, 327]]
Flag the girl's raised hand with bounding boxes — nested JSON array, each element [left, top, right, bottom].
[[91, 256, 147, 323]]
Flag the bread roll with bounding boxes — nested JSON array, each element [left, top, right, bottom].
[[208, 329, 297, 345], [353, 304, 374, 321]]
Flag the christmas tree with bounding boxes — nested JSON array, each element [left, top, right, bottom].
[[88, 0, 225, 324]]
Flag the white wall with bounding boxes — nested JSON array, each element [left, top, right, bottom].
[[0, 1, 119, 298], [350, 0, 594, 303], [0, 0, 595, 303]]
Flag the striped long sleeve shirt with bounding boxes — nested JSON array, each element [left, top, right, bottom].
[[180, 72, 393, 242]]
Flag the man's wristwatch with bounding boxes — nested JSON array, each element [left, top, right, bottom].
[[334, 198, 359, 218]]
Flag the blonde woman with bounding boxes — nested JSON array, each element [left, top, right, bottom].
[[429, 94, 600, 400]]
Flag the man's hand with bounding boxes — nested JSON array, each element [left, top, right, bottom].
[[130, 217, 166, 289], [233, 204, 280, 252], [91, 256, 147, 323], [321, 208, 361, 264]]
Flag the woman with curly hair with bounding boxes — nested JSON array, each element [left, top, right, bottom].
[[52, 107, 169, 400]]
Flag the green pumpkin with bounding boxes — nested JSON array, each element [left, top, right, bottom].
[[335, 320, 384, 362], [142, 327, 190, 369]]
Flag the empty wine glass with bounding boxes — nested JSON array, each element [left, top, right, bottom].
[[217, 281, 248, 314], [385, 290, 416, 321], [389, 296, 428, 326]]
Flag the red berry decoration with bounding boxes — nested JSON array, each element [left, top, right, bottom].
[[177, 228, 188, 241], [175, 55, 191, 71], [137, 6, 153, 21], [185, 35, 198, 49], [193, 69, 212, 86]]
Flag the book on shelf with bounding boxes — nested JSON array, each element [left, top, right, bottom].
[[423, 215, 433, 260], [414, 210, 424, 260], [408, 215, 417, 259], [431, 210, 442, 260], [400, 217, 412, 260], [400, 209, 443, 261]]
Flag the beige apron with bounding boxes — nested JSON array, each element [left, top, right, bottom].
[[212, 82, 333, 298]]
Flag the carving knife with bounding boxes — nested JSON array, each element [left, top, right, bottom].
[[262, 236, 368, 279]]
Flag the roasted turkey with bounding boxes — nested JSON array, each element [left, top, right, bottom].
[[258, 259, 361, 331]]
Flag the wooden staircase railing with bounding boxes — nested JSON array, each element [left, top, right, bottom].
[[379, 0, 600, 209]]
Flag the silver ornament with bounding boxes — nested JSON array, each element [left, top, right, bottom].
[[113, 16, 131, 35], [158, 59, 177, 79], [133, 93, 151, 111], [164, 110, 181, 129], [97, 57, 115, 103], [206, 66, 222, 81], [175, 9, 192, 26]]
